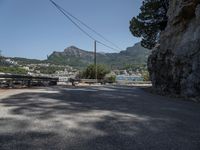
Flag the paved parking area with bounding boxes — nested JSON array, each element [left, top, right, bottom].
[[0, 86, 200, 150]]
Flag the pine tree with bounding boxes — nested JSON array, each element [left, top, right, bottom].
[[130, 0, 169, 49]]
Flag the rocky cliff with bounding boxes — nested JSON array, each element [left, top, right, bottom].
[[148, 0, 200, 98]]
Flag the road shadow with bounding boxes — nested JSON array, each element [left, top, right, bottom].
[[0, 86, 200, 150]]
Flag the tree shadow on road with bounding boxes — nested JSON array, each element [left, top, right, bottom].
[[0, 86, 200, 150]]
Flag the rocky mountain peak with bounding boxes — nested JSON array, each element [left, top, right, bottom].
[[48, 42, 149, 68], [63, 46, 90, 57], [64, 46, 80, 52]]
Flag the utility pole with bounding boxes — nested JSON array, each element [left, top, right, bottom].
[[0, 50, 2, 60], [94, 40, 97, 82]]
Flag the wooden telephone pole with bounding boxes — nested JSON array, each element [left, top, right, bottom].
[[94, 41, 97, 82]]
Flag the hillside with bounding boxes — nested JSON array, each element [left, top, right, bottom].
[[11, 57, 44, 65], [48, 42, 150, 69], [1, 43, 150, 70]]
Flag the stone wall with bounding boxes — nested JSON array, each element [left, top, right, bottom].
[[148, 0, 200, 98]]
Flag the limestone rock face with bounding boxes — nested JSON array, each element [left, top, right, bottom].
[[148, 0, 200, 97]]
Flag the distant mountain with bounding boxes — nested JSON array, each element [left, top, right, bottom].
[[1, 43, 150, 69], [48, 46, 95, 67], [48, 43, 150, 69]]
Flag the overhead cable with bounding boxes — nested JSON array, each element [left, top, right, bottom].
[[49, 0, 120, 52]]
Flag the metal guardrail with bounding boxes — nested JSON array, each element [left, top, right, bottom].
[[0, 74, 58, 81], [116, 81, 152, 84], [80, 79, 98, 83], [0, 74, 58, 88], [68, 78, 100, 86]]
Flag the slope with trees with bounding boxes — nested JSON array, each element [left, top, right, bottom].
[[47, 43, 150, 69]]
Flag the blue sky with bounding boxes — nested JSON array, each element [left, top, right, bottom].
[[0, 0, 142, 59]]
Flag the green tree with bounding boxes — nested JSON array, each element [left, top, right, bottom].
[[81, 64, 110, 80], [130, 0, 169, 49]]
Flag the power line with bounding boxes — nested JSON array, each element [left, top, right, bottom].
[[58, 5, 122, 50], [49, 0, 96, 41], [49, 0, 120, 52], [96, 41, 119, 52], [49, 0, 119, 51]]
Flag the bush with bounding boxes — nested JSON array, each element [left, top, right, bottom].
[[81, 64, 110, 80], [141, 71, 150, 81], [0, 67, 27, 75], [104, 75, 116, 83]]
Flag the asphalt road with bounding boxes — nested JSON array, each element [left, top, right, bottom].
[[0, 86, 200, 150]]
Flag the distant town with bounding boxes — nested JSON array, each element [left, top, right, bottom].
[[0, 44, 150, 88], [0, 54, 150, 88]]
